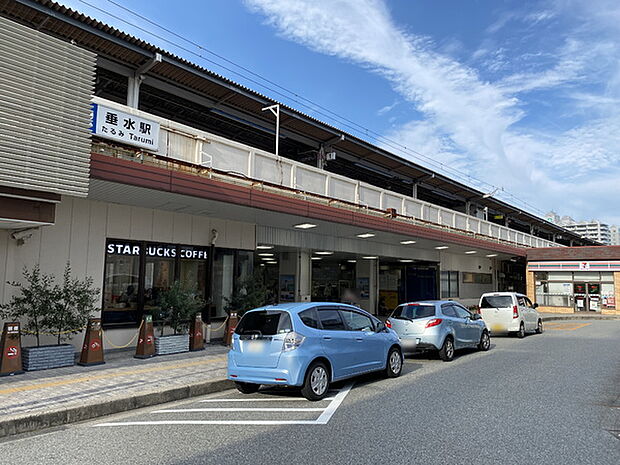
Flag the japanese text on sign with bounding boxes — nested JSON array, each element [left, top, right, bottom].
[[91, 103, 160, 151]]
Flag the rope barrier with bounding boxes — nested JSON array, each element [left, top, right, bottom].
[[209, 316, 229, 332], [101, 319, 144, 349]]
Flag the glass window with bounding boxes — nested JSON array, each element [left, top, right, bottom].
[[517, 296, 526, 306], [574, 272, 598, 281], [452, 304, 471, 319], [524, 297, 534, 307], [392, 304, 436, 319], [600, 272, 614, 282], [179, 246, 208, 299], [235, 311, 291, 336], [318, 309, 345, 330], [601, 283, 616, 309], [587, 283, 601, 294], [574, 282, 587, 294], [480, 295, 513, 308], [102, 244, 140, 326], [299, 308, 320, 329], [440, 271, 459, 298], [144, 244, 175, 313], [340, 309, 374, 331], [548, 271, 572, 281], [534, 272, 548, 281], [441, 304, 457, 317], [212, 249, 234, 318]]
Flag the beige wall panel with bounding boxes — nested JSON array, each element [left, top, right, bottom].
[[0, 230, 8, 303], [39, 197, 72, 277], [241, 223, 256, 250], [172, 212, 192, 244], [224, 220, 243, 249], [191, 215, 211, 246], [152, 210, 174, 242], [86, 200, 108, 309], [68, 197, 91, 277], [106, 203, 131, 239], [129, 206, 154, 241]]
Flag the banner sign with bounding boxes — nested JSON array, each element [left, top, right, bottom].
[[528, 261, 620, 272], [106, 241, 208, 260], [91, 103, 159, 151]]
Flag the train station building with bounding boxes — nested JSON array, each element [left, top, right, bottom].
[[0, 1, 596, 349]]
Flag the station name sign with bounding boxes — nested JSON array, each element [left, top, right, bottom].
[[91, 103, 160, 151], [107, 242, 208, 260]]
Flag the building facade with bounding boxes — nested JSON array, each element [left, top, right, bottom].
[[0, 1, 595, 351]]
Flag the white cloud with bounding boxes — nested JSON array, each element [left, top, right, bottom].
[[246, 0, 619, 223]]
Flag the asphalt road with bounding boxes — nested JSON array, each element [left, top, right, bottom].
[[2, 320, 619, 465]]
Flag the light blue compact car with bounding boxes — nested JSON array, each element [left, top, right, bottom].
[[227, 302, 402, 400], [386, 301, 490, 362]]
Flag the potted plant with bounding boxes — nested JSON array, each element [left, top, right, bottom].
[[154, 281, 205, 356], [0, 264, 99, 371]]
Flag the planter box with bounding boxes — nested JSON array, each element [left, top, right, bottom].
[[155, 334, 189, 356], [22, 344, 75, 371]]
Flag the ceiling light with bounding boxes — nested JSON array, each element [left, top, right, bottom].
[[260, 263, 265, 267], [356, 233, 375, 238], [347, 259, 357, 263], [294, 223, 317, 229], [260, 257, 273, 261], [256, 245, 273, 250], [464, 251, 477, 254], [362, 256, 378, 260], [314, 251, 333, 255], [258, 253, 274, 257], [400, 240, 416, 245], [311, 257, 322, 261], [486, 254, 498, 258], [435, 246, 449, 250], [266, 261, 278, 264], [399, 259, 414, 263]]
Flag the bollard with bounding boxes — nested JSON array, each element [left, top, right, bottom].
[[224, 312, 238, 346], [0, 322, 24, 377], [78, 318, 104, 366], [205, 323, 212, 344], [134, 314, 155, 359], [189, 313, 204, 351]]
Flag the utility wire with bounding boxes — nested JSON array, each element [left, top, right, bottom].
[[77, 0, 546, 216]]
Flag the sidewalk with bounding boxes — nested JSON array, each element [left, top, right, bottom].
[[541, 312, 620, 321], [0, 344, 230, 438]]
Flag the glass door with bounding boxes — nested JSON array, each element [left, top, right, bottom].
[[573, 282, 587, 312], [587, 282, 601, 312]]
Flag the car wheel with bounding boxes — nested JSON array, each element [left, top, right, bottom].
[[536, 319, 543, 334], [478, 330, 491, 351], [438, 336, 454, 362], [235, 381, 260, 394], [301, 361, 330, 401], [385, 347, 403, 378], [517, 322, 526, 338]]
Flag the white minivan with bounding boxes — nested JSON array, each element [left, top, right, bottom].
[[478, 292, 543, 337]]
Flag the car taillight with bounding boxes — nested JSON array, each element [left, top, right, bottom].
[[425, 318, 442, 328], [283, 331, 305, 351], [385, 319, 392, 328], [513, 305, 519, 319]]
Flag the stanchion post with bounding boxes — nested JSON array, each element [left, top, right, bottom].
[[189, 313, 204, 351], [0, 322, 24, 377], [78, 318, 104, 366], [134, 314, 155, 359], [224, 312, 238, 346]]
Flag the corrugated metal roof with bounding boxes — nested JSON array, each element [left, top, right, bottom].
[[0, 0, 596, 246]]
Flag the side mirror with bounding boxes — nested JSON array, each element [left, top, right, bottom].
[[472, 313, 482, 320], [375, 322, 386, 332], [533, 303, 539, 309]]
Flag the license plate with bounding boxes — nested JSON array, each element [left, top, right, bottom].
[[246, 341, 265, 353]]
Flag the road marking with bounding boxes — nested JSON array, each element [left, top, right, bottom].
[[152, 407, 325, 413], [547, 323, 592, 331], [199, 397, 336, 402], [0, 356, 226, 396], [95, 383, 354, 427]]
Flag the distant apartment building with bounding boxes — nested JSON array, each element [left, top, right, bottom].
[[611, 226, 620, 246], [545, 212, 612, 245]]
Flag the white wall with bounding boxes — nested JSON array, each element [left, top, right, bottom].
[[0, 196, 255, 350], [440, 252, 495, 305]]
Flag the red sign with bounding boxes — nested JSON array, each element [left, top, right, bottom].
[[6, 346, 18, 358], [90, 340, 101, 351]]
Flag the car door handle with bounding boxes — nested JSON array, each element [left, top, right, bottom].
[[322, 336, 332, 341], [355, 337, 363, 341]]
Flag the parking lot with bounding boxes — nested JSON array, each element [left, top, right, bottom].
[[1, 319, 618, 465]]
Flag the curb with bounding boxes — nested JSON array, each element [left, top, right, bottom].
[[542, 314, 620, 321], [0, 378, 233, 439]]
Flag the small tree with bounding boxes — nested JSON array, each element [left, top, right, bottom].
[[157, 280, 205, 336], [44, 263, 99, 345], [225, 269, 268, 317], [0, 265, 56, 347]]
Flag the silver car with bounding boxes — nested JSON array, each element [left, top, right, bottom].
[[386, 301, 491, 361]]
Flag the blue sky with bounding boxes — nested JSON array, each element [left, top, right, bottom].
[[63, 0, 620, 225]]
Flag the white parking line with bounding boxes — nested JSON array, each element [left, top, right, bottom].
[[95, 383, 354, 427], [152, 408, 325, 413], [199, 397, 336, 402]]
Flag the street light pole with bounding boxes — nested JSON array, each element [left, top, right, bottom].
[[262, 104, 280, 157]]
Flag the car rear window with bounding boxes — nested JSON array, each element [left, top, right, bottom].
[[480, 296, 514, 308], [392, 304, 436, 320], [235, 311, 292, 336]]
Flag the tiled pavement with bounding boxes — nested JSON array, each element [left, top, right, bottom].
[[0, 344, 229, 433]]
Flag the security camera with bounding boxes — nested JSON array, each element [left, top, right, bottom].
[[210, 228, 219, 246], [10, 228, 36, 245]]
